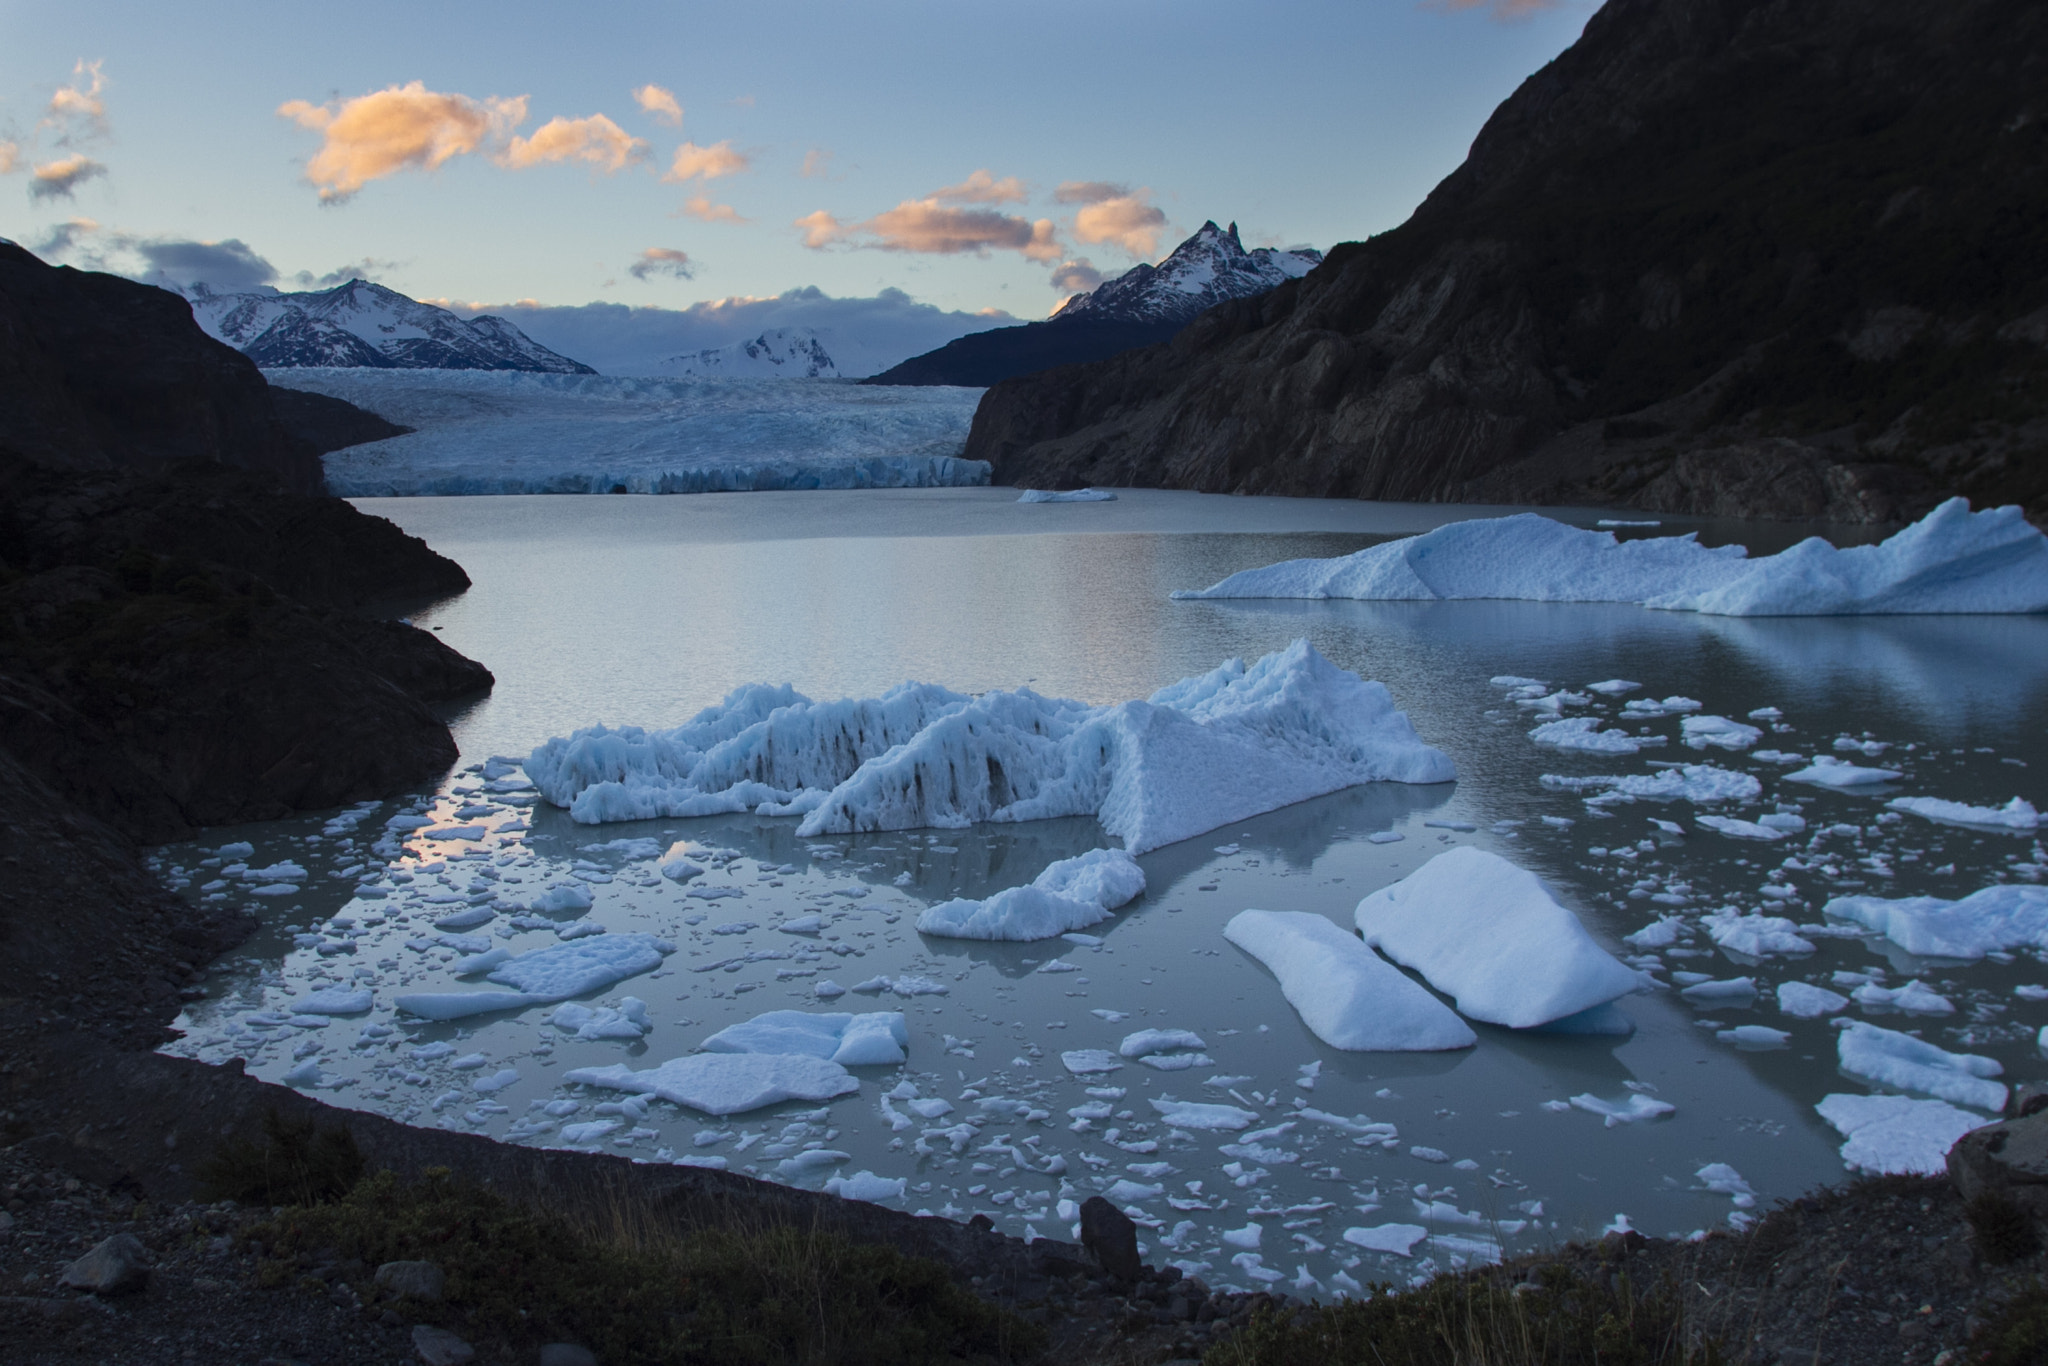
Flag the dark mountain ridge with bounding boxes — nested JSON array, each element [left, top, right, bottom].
[[966, 0, 2048, 523]]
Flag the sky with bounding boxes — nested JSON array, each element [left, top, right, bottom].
[[0, 0, 1596, 368]]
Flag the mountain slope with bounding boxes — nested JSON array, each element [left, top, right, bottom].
[[659, 327, 840, 377], [966, 0, 2048, 523], [866, 223, 1319, 388], [188, 280, 595, 374]]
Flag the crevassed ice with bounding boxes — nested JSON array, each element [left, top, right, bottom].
[[1826, 883, 2048, 960], [527, 640, 1454, 854], [1172, 499, 2048, 616]]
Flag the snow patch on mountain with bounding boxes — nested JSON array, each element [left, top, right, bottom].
[[657, 328, 839, 378], [1053, 222, 1321, 326]]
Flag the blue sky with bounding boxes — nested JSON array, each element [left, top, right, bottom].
[[1, 0, 1593, 357]]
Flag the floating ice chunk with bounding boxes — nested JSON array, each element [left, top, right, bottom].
[[777, 915, 823, 935], [1224, 910, 1474, 1051], [1060, 1050, 1123, 1075], [560, 1119, 623, 1144], [1017, 488, 1116, 503], [1837, 1022, 2005, 1111], [1717, 1025, 1791, 1049], [1341, 1223, 1428, 1256], [1679, 977, 1756, 1004], [1172, 500, 2048, 615], [1569, 1093, 1675, 1127], [216, 841, 256, 859], [826, 1170, 908, 1202], [565, 1053, 858, 1115], [281, 1060, 327, 1087], [1585, 680, 1641, 695], [473, 1068, 520, 1093], [1815, 1093, 1989, 1175], [527, 884, 595, 914], [1491, 676, 1545, 689], [1120, 1029, 1208, 1058], [1540, 766, 1760, 805], [1853, 981, 1954, 1015], [1681, 716, 1762, 751], [453, 948, 513, 977], [1527, 718, 1644, 754], [395, 990, 544, 1020], [1621, 696, 1703, 717], [551, 998, 652, 1040], [1105, 1179, 1166, 1203], [1702, 911, 1814, 956], [1888, 796, 2040, 832], [700, 1009, 908, 1066], [433, 907, 496, 931], [485, 933, 673, 997], [813, 980, 846, 999], [1149, 1099, 1258, 1131], [916, 848, 1145, 941], [1353, 848, 1641, 1029], [1785, 757, 1903, 788], [1695, 816, 1786, 842], [1623, 918, 1684, 948], [1367, 831, 1404, 844], [1778, 982, 1849, 1017], [1825, 884, 2048, 959], [294, 988, 373, 1015]]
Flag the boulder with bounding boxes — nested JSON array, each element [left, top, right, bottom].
[[1078, 1195, 1142, 1285], [58, 1232, 150, 1295], [374, 1259, 445, 1301], [411, 1324, 474, 1365], [1947, 1108, 2048, 1222]]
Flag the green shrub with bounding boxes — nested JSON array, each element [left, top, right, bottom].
[[1968, 1192, 2042, 1265]]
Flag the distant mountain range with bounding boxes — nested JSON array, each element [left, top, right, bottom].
[[182, 279, 595, 373], [657, 327, 840, 378], [865, 223, 1320, 387]]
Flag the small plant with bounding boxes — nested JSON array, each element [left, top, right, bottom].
[[197, 1108, 366, 1206], [1971, 1281, 2048, 1366], [1967, 1191, 2042, 1265]]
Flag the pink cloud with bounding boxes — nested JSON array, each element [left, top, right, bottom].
[[43, 60, 108, 142], [804, 199, 1062, 262], [679, 194, 747, 223], [0, 142, 20, 175], [1426, 0, 1564, 19], [30, 154, 107, 200], [628, 247, 695, 280], [1050, 258, 1104, 295], [632, 84, 682, 126], [500, 114, 646, 172], [932, 169, 1028, 205], [1053, 180, 1124, 206], [800, 147, 835, 179], [279, 82, 526, 202], [665, 139, 750, 182], [1072, 190, 1166, 257]]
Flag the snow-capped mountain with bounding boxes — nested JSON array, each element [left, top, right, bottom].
[[1051, 222, 1321, 326], [657, 328, 839, 378], [182, 279, 594, 373]]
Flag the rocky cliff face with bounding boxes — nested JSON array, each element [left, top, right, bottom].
[[967, 0, 2048, 523]]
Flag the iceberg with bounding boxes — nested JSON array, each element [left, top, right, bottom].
[[564, 1053, 859, 1115], [1825, 884, 2048, 960], [1887, 796, 2040, 832], [1017, 488, 1116, 503], [1223, 910, 1475, 1051], [1539, 766, 1760, 805], [1352, 848, 1642, 1029], [1777, 981, 1849, 1017], [1172, 499, 2048, 616], [1836, 1022, 2005, 1111], [1785, 757, 1902, 788], [916, 848, 1145, 940], [699, 1009, 909, 1066], [394, 933, 673, 1019], [1815, 1094, 1988, 1176], [530, 640, 1453, 853]]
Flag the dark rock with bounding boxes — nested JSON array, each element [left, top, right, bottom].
[[59, 1231, 149, 1294], [373, 1259, 445, 1301], [411, 1324, 474, 1365], [2010, 1083, 2048, 1118], [966, 0, 2048, 525], [268, 385, 412, 455], [1948, 1109, 2048, 1224], [537, 1345, 599, 1366], [1079, 1195, 1142, 1284]]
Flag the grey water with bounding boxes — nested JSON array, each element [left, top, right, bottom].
[[153, 487, 2048, 1297]]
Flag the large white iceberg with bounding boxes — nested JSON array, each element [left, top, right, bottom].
[[699, 1009, 908, 1066], [1815, 1093, 1988, 1176], [529, 640, 1453, 853], [564, 1053, 859, 1115], [1836, 1022, 2005, 1112], [916, 848, 1145, 940], [1825, 884, 2048, 960], [1353, 848, 1643, 1029], [1223, 910, 1476, 1052], [1172, 499, 2048, 616]]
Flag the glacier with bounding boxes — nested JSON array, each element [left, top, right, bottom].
[[272, 368, 988, 496], [1172, 499, 2048, 616], [526, 640, 1454, 854]]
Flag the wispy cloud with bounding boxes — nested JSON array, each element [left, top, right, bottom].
[[278, 82, 526, 202], [1050, 258, 1104, 295], [292, 258, 399, 289], [29, 217, 98, 256], [1053, 180, 1125, 205], [42, 59, 109, 143], [632, 84, 682, 126], [30, 154, 107, 200], [799, 147, 835, 179], [678, 194, 746, 223], [500, 114, 647, 172], [1072, 189, 1166, 257], [0, 142, 20, 175], [798, 198, 1062, 262], [664, 139, 749, 182], [932, 168, 1028, 205], [1425, 0, 1564, 20], [628, 246, 696, 280]]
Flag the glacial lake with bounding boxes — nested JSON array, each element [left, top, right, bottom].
[[154, 487, 2048, 1297]]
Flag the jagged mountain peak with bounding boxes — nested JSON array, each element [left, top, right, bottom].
[[1052, 221, 1322, 326], [658, 326, 840, 379]]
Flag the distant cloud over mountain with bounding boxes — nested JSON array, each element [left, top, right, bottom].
[[797, 171, 1063, 263]]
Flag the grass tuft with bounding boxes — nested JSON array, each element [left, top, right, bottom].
[[1967, 1191, 2042, 1265], [197, 1108, 366, 1207]]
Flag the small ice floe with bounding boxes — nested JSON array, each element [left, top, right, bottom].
[[293, 988, 373, 1015], [1569, 1093, 1675, 1127], [1852, 980, 1954, 1015], [1836, 1022, 2005, 1111], [1623, 917, 1685, 948], [1341, 1224, 1428, 1256], [916, 848, 1145, 941], [564, 1053, 859, 1115], [1785, 757, 1903, 788], [1540, 766, 1760, 805], [1621, 696, 1704, 717], [433, 907, 496, 931], [814, 980, 846, 999], [1527, 718, 1646, 755], [700, 1009, 908, 1066], [1825, 883, 2048, 959], [1681, 716, 1762, 751], [394, 933, 674, 1020], [525, 884, 595, 914], [1060, 1050, 1124, 1075], [1678, 977, 1757, 1004], [1702, 911, 1814, 957], [1120, 1029, 1210, 1071], [1017, 488, 1116, 503], [550, 998, 652, 1040], [826, 1170, 909, 1201], [777, 915, 824, 935], [1368, 831, 1405, 844], [1815, 1093, 1992, 1175], [1777, 982, 1849, 1017], [1223, 910, 1475, 1051], [1353, 848, 1642, 1030], [1887, 796, 2039, 832], [1585, 679, 1641, 695], [1695, 815, 1789, 842], [1149, 1099, 1259, 1131], [1716, 1025, 1791, 1049]]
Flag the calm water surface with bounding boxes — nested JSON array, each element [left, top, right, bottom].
[[154, 488, 2048, 1296]]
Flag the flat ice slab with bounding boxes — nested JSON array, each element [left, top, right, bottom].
[[699, 1009, 908, 1066], [1836, 1022, 2006, 1112], [1172, 498, 2048, 615], [1826, 884, 2048, 960], [1353, 848, 1643, 1029], [1888, 796, 2040, 832], [530, 639, 1453, 853], [564, 1053, 860, 1115], [916, 848, 1145, 941], [394, 933, 673, 1019], [277, 368, 990, 496], [1017, 488, 1116, 503], [1816, 1094, 1988, 1176], [1223, 909, 1475, 1051]]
